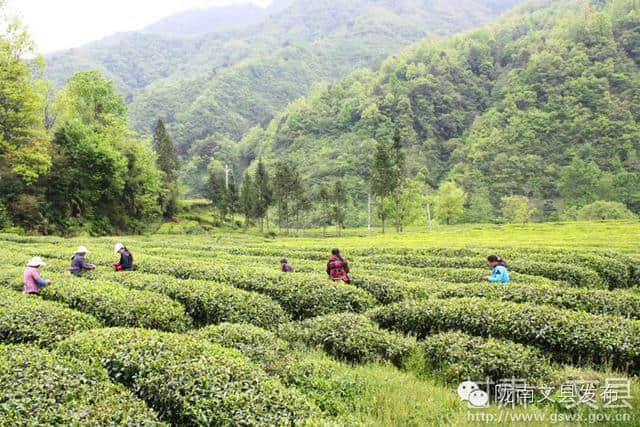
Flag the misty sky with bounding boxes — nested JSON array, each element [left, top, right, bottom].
[[9, 0, 272, 53]]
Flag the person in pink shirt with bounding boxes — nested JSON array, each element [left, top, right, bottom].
[[23, 257, 52, 295]]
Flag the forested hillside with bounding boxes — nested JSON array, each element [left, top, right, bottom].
[[140, 4, 269, 37], [45, 0, 523, 152], [0, 2, 179, 235], [233, 0, 640, 223]]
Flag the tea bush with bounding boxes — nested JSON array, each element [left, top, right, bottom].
[[364, 255, 604, 288], [192, 323, 369, 417], [58, 328, 316, 425], [134, 257, 376, 319], [40, 281, 193, 332], [0, 288, 101, 347], [279, 313, 414, 366], [369, 298, 640, 371], [0, 344, 164, 425], [436, 283, 640, 319], [97, 271, 289, 330], [411, 331, 554, 384]]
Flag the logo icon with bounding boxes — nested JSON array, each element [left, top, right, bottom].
[[458, 381, 489, 408]]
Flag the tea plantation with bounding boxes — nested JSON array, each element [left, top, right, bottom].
[[1, 221, 640, 425]]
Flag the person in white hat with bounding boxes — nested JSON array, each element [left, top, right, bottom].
[[23, 257, 51, 295], [113, 243, 134, 271], [68, 246, 96, 277]]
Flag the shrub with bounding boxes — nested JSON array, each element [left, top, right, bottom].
[[101, 271, 289, 329], [412, 331, 554, 384], [501, 195, 536, 224], [134, 257, 376, 319], [369, 298, 640, 371], [507, 260, 604, 288], [279, 313, 414, 366], [348, 275, 415, 304], [499, 248, 631, 289], [0, 267, 25, 291], [57, 328, 316, 425], [363, 255, 603, 288], [0, 288, 101, 347], [0, 201, 11, 230], [40, 281, 193, 332], [191, 323, 369, 417], [436, 283, 640, 319], [0, 344, 164, 425], [576, 201, 638, 221], [190, 322, 290, 361]]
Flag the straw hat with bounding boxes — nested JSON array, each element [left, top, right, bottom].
[[76, 246, 90, 254], [27, 257, 46, 267], [114, 243, 124, 254]]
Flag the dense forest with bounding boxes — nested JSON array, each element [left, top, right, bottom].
[[4, 0, 640, 234], [221, 0, 640, 226], [45, 0, 522, 153], [0, 1, 178, 235]]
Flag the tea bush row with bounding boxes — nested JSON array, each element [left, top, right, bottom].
[[191, 323, 369, 417], [134, 257, 377, 320], [57, 328, 316, 425], [369, 298, 640, 371], [410, 331, 555, 385], [363, 255, 604, 288], [0, 288, 100, 347], [40, 280, 193, 332], [0, 344, 165, 425], [436, 283, 640, 319], [279, 313, 414, 366], [97, 271, 289, 330]]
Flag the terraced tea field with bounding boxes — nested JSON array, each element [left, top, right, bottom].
[[1, 221, 640, 425]]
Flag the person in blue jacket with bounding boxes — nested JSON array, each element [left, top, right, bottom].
[[482, 255, 510, 283]]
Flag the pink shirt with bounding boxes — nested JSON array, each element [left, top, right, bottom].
[[23, 267, 42, 294]]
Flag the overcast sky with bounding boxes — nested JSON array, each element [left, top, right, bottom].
[[9, 0, 272, 53]]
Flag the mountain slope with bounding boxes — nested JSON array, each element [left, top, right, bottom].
[[238, 0, 640, 218], [45, 0, 524, 152], [141, 4, 267, 37]]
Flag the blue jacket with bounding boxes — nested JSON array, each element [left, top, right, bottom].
[[488, 265, 510, 283]]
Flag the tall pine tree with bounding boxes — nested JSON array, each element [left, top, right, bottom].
[[371, 140, 394, 234], [253, 159, 273, 232], [240, 171, 256, 227], [153, 119, 180, 218], [331, 180, 348, 236], [390, 128, 407, 232]]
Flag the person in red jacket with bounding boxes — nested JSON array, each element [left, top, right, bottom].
[[327, 248, 350, 283]]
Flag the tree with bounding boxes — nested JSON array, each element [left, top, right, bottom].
[[240, 172, 255, 227], [558, 159, 603, 208], [576, 201, 638, 221], [434, 182, 466, 225], [501, 195, 536, 224], [292, 174, 311, 233], [273, 161, 295, 232], [316, 184, 331, 235], [463, 186, 494, 224], [222, 177, 240, 220], [331, 180, 348, 235], [0, 3, 49, 204], [153, 119, 180, 218], [54, 70, 127, 128], [390, 128, 407, 232], [385, 177, 425, 230], [253, 159, 273, 232], [371, 140, 394, 233], [44, 71, 163, 234], [206, 165, 226, 215]]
